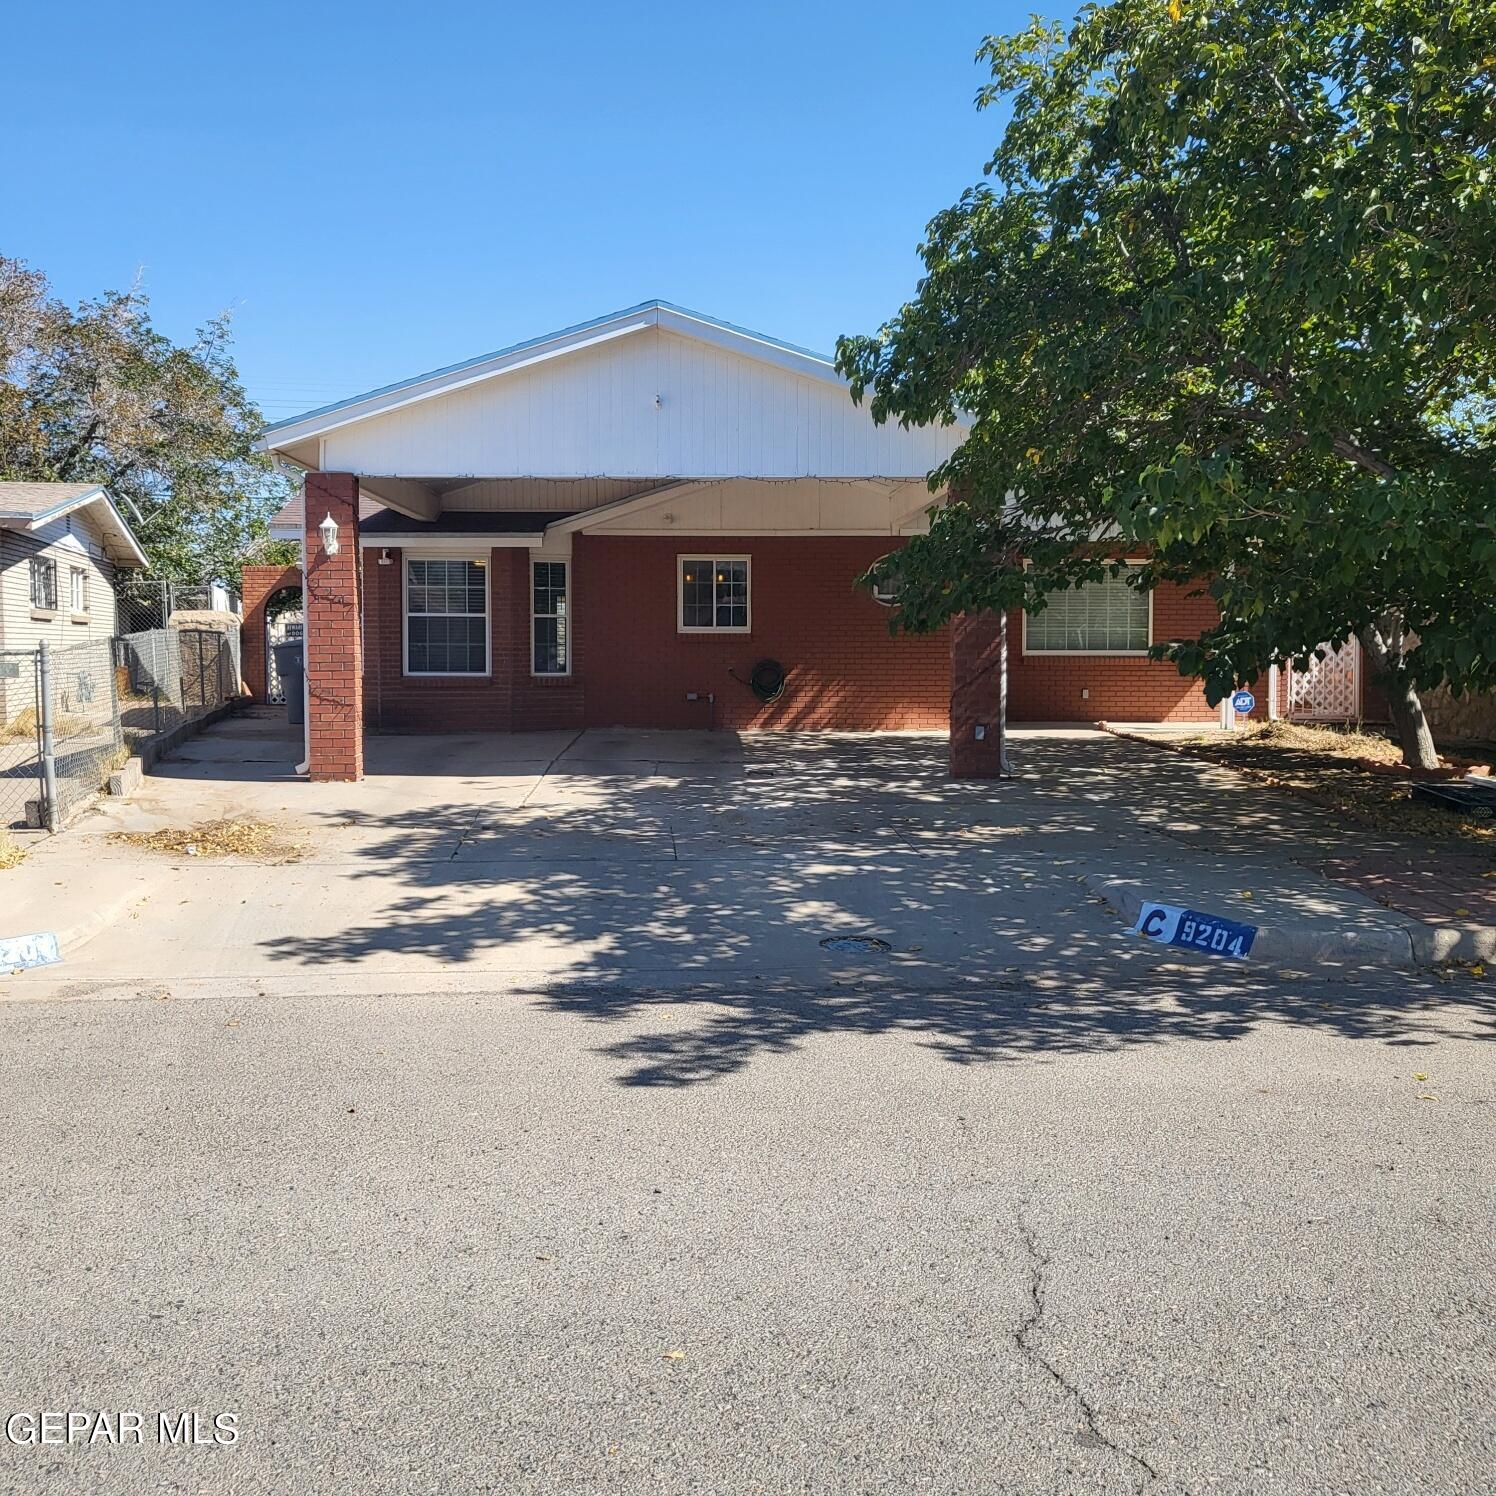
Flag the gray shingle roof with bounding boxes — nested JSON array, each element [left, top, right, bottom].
[[0, 481, 148, 566], [0, 481, 108, 520], [267, 493, 385, 533]]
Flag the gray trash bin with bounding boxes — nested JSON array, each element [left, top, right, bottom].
[[272, 641, 305, 726]]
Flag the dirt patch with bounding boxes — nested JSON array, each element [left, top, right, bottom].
[[1, 707, 94, 742], [111, 816, 307, 864], [0, 831, 24, 871], [1109, 721, 1496, 855]]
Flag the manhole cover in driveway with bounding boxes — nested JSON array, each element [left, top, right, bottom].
[[819, 935, 892, 953]]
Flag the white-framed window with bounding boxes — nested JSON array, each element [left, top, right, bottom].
[[678, 556, 750, 633], [70, 566, 89, 614], [29, 557, 57, 612], [532, 560, 569, 676], [1023, 564, 1152, 655], [404, 556, 489, 676]]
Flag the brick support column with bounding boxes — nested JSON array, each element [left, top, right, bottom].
[[304, 473, 363, 781], [949, 611, 1007, 779]]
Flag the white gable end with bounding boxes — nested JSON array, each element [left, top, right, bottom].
[[316, 326, 962, 481]]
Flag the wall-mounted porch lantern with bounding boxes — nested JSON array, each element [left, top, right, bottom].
[[318, 512, 340, 557]]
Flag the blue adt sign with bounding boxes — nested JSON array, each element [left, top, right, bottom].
[[1133, 903, 1257, 959], [1230, 689, 1256, 715]]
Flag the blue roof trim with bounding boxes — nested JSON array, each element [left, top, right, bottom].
[[648, 300, 832, 365], [260, 300, 837, 438]]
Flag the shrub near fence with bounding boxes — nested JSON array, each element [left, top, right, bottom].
[[0, 626, 241, 831]]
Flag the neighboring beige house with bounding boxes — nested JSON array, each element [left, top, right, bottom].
[[0, 482, 148, 724]]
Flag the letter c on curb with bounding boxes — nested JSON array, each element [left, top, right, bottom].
[[1141, 908, 1167, 937]]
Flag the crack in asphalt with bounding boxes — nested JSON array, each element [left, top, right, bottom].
[[1014, 1207, 1164, 1495]]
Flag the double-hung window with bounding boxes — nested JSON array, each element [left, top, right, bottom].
[[532, 561, 569, 676], [1024, 565, 1151, 654], [29, 557, 57, 612], [70, 567, 89, 614], [404, 557, 488, 675], [678, 556, 749, 633]]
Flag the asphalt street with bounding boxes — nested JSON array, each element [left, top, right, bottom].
[[1, 962, 1491, 1495]]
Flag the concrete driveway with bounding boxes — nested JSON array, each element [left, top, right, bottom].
[[1, 712, 1438, 1000]]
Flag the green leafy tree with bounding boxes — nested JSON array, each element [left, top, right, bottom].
[[837, 0, 1494, 768], [0, 255, 292, 589]]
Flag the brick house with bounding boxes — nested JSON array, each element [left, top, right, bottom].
[[253, 301, 1230, 782]]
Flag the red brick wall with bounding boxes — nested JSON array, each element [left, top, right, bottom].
[[574, 535, 950, 730], [1006, 582, 1220, 723], [240, 562, 301, 703], [358, 537, 1237, 733], [363, 547, 586, 733]]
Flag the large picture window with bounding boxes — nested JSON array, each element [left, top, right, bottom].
[[532, 561, 569, 676], [405, 557, 488, 675], [1024, 567, 1151, 654], [678, 556, 749, 633]]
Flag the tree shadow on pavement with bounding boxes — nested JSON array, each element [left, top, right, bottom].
[[256, 733, 1496, 1085], [526, 966, 1494, 1087]]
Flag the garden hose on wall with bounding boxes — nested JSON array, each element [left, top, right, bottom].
[[729, 659, 788, 705]]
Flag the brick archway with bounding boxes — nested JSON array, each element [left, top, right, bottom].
[[242, 562, 302, 703]]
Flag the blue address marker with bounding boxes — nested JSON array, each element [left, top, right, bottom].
[[1133, 903, 1257, 959]]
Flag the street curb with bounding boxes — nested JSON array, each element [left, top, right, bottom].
[[52, 879, 161, 960], [1081, 873, 1422, 970], [1408, 921, 1496, 965], [3, 873, 165, 977]]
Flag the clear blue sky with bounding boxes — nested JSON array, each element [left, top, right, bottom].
[[4, 1, 1027, 424]]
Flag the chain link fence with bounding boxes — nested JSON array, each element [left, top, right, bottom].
[[0, 649, 42, 830], [116, 628, 240, 741], [1, 627, 241, 830], [44, 638, 125, 821], [115, 578, 241, 634]]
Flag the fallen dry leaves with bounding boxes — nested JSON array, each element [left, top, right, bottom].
[[1115, 721, 1496, 853], [111, 817, 307, 864]]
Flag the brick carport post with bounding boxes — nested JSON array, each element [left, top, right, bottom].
[[949, 610, 1009, 779], [303, 472, 364, 781]]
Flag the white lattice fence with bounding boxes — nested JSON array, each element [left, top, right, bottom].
[[1287, 640, 1361, 721]]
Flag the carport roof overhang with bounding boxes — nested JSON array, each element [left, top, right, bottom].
[[353, 508, 572, 552]]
